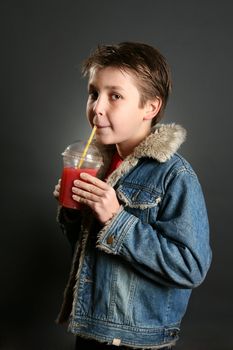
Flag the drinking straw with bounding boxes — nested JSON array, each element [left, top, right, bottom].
[[77, 125, 97, 168]]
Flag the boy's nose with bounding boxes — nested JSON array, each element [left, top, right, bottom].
[[93, 95, 106, 116]]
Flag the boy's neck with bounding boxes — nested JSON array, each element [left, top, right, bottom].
[[116, 128, 151, 159]]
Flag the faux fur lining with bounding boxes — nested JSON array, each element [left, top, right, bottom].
[[117, 190, 162, 209], [56, 209, 94, 324], [106, 156, 139, 187], [105, 123, 186, 188], [56, 239, 82, 324], [70, 214, 95, 319], [133, 123, 186, 162]]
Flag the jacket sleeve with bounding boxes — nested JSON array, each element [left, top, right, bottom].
[[96, 168, 212, 289], [57, 206, 82, 252]]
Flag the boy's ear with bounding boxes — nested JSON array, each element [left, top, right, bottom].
[[143, 97, 162, 121]]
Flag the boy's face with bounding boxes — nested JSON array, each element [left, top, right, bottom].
[[86, 66, 153, 150]]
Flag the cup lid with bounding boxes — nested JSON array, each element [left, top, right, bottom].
[[62, 140, 103, 164]]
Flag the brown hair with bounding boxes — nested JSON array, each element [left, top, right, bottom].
[[82, 42, 172, 125]]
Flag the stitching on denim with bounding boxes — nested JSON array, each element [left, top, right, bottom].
[[164, 159, 197, 190], [124, 274, 138, 325], [108, 261, 119, 320], [165, 289, 172, 324], [71, 316, 180, 332], [120, 181, 162, 196], [114, 214, 137, 250], [70, 322, 178, 348], [117, 189, 162, 209]]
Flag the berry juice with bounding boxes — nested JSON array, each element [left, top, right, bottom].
[[59, 167, 98, 209]]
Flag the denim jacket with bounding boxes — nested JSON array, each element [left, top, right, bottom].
[[56, 124, 212, 349]]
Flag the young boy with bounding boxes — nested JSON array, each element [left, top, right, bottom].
[[53, 42, 212, 349]]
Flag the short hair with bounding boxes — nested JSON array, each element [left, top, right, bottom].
[[82, 42, 172, 125]]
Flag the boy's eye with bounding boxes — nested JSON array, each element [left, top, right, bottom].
[[89, 90, 98, 100], [111, 93, 122, 101]]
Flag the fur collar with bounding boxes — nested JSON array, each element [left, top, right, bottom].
[[133, 123, 186, 162], [99, 123, 186, 187]]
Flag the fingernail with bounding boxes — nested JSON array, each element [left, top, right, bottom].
[[80, 173, 87, 179], [72, 195, 80, 201]]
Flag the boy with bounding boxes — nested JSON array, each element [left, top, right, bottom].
[[53, 42, 212, 349]]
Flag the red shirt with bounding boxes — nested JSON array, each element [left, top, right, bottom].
[[105, 152, 123, 180]]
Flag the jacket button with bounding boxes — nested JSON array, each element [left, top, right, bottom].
[[106, 235, 114, 245], [170, 330, 179, 337]]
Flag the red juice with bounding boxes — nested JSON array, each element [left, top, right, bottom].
[[59, 167, 99, 209]]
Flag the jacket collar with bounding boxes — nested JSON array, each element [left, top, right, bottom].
[[98, 123, 187, 187], [133, 123, 186, 162]]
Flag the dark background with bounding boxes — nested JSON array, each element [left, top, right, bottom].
[[1, 1, 232, 349]]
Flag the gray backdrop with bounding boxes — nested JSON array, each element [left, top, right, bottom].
[[1, 1, 232, 349]]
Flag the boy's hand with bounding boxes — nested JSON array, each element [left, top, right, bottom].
[[53, 179, 61, 199], [72, 173, 120, 224]]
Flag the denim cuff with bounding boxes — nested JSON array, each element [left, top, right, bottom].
[[96, 208, 137, 254]]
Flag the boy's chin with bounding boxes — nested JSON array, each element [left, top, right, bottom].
[[95, 135, 114, 145]]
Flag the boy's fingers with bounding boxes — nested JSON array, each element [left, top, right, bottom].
[[53, 180, 61, 198], [78, 173, 108, 190], [72, 188, 99, 202], [72, 182, 103, 196], [53, 189, 59, 198]]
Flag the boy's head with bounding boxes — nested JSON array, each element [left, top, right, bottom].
[[82, 42, 172, 125]]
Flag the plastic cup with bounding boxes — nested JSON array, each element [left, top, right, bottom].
[[59, 141, 103, 209]]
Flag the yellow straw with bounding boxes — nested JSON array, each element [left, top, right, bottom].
[[77, 125, 97, 168]]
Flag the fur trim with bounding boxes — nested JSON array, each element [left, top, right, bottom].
[[70, 213, 95, 319], [56, 239, 82, 324], [133, 123, 186, 162], [105, 123, 186, 187]]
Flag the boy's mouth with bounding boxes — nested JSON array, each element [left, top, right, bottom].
[[95, 124, 110, 129]]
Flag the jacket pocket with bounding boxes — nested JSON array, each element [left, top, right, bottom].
[[117, 183, 162, 223]]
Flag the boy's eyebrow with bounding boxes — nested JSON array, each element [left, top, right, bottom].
[[88, 83, 126, 92], [105, 85, 126, 91]]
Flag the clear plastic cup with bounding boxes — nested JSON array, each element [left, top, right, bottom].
[[59, 141, 103, 209]]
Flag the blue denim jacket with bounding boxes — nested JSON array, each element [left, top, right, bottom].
[[57, 124, 212, 349]]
